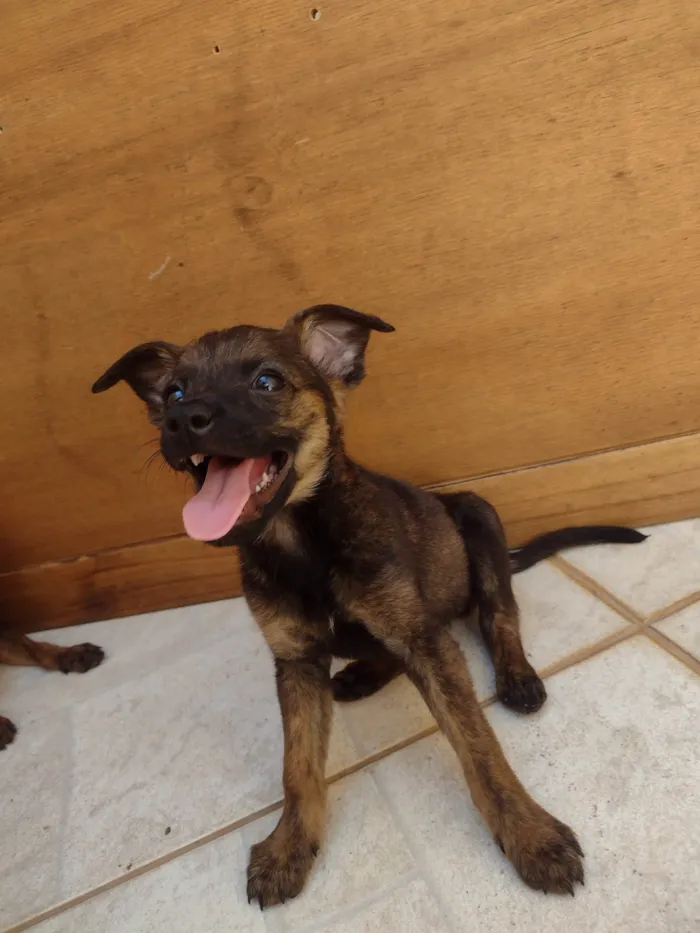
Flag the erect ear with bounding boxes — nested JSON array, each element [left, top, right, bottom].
[[91, 341, 183, 410], [284, 304, 394, 386]]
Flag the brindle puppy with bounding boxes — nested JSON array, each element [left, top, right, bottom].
[[93, 305, 645, 907], [0, 631, 104, 749]]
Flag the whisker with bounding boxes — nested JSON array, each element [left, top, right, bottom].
[[136, 438, 160, 453], [137, 449, 164, 480]]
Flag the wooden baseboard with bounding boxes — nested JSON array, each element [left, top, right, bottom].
[[451, 431, 700, 543], [3, 433, 699, 633], [0, 537, 242, 634]]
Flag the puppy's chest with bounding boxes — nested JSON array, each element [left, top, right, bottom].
[[241, 528, 338, 622]]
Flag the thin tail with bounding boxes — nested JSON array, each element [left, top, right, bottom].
[[509, 525, 648, 573]]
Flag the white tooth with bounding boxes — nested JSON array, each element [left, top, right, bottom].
[[191, 454, 204, 466]]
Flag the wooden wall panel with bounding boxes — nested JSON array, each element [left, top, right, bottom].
[[1, 1, 699, 588]]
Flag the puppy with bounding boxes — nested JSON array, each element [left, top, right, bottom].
[[0, 631, 104, 749], [93, 305, 645, 906]]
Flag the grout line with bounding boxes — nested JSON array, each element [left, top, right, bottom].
[[3, 799, 286, 933], [535, 623, 640, 681], [3, 622, 645, 933], [4, 738, 447, 933], [645, 590, 700, 625], [641, 626, 700, 676], [327, 724, 439, 782], [550, 556, 645, 624]]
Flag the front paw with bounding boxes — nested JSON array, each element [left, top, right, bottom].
[[507, 811, 584, 895], [246, 831, 318, 909], [58, 643, 105, 674]]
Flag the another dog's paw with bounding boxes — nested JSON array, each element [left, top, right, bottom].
[[508, 812, 584, 895], [246, 832, 318, 909], [0, 716, 18, 750], [58, 643, 105, 674], [497, 666, 547, 713]]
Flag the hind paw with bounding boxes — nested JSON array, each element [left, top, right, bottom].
[[497, 666, 547, 713]]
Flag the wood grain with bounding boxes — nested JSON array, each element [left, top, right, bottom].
[[1, 1, 699, 573], [3, 433, 697, 633]]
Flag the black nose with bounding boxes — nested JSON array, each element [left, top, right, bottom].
[[164, 400, 215, 437]]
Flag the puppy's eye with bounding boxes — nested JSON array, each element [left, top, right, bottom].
[[164, 384, 184, 404], [252, 372, 284, 392]]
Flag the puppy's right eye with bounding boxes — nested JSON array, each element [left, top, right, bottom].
[[164, 384, 184, 404]]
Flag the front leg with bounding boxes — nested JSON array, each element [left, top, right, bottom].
[[405, 628, 584, 894], [247, 653, 332, 909]]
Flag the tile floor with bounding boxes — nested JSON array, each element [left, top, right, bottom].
[[1, 519, 698, 933]]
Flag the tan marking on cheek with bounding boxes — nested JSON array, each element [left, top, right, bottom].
[[327, 377, 350, 416], [286, 392, 330, 505]]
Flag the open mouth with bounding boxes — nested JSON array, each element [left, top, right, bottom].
[[182, 451, 291, 541]]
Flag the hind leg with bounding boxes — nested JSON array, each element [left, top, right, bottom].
[[330, 618, 405, 702], [471, 532, 546, 712], [480, 601, 546, 714], [332, 655, 404, 701], [439, 492, 546, 713]]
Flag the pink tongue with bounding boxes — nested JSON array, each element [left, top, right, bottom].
[[183, 456, 268, 541]]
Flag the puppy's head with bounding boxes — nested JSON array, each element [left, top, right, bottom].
[[93, 305, 393, 546]]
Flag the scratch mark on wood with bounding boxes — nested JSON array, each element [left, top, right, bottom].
[[148, 256, 171, 280]]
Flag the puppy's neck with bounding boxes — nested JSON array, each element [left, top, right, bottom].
[[257, 444, 353, 556], [260, 510, 304, 554]]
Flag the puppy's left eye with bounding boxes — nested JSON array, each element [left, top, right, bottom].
[[252, 372, 284, 392]]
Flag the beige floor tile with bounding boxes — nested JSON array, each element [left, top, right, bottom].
[[372, 637, 700, 933], [315, 878, 452, 933], [339, 561, 627, 756], [241, 771, 415, 933], [654, 599, 700, 661], [0, 713, 70, 930], [0, 606, 358, 929], [36, 771, 416, 933], [34, 831, 265, 933], [562, 518, 700, 617]]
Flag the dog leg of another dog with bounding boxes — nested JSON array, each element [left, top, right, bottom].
[[247, 655, 332, 909], [0, 631, 104, 674], [0, 716, 18, 750], [404, 627, 584, 895]]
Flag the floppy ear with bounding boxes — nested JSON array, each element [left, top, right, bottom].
[[284, 304, 394, 386], [91, 341, 183, 411]]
